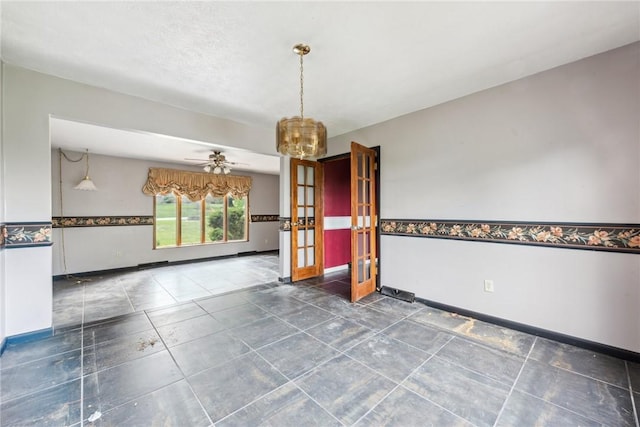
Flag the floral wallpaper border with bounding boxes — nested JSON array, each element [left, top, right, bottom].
[[52, 216, 154, 228], [279, 217, 317, 231], [251, 215, 279, 223], [2, 222, 52, 249], [380, 219, 640, 254], [280, 217, 291, 231]]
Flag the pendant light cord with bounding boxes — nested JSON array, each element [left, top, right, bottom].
[[58, 148, 69, 273], [58, 148, 92, 282]]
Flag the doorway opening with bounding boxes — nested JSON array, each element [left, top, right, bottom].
[[290, 142, 380, 302]]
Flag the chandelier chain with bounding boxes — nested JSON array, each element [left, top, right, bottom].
[[299, 52, 304, 119]]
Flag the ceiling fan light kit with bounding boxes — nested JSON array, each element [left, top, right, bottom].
[[276, 43, 327, 160], [192, 151, 234, 174]]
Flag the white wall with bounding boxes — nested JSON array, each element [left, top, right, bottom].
[[1, 61, 6, 345], [51, 150, 278, 275], [2, 64, 274, 337], [329, 43, 640, 352]]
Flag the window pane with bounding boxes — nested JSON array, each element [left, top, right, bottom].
[[306, 165, 314, 185], [308, 247, 315, 266], [226, 196, 247, 241], [205, 195, 224, 243], [181, 195, 202, 245], [155, 194, 177, 247], [306, 187, 314, 205]]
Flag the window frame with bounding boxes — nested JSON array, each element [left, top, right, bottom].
[[153, 192, 249, 248]]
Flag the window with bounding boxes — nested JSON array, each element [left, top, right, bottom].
[[154, 192, 247, 248]]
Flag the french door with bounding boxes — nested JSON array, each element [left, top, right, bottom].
[[290, 159, 324, 281], [350, 141, 377, 302]]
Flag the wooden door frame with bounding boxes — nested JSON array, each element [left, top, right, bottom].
[[319, 145, 381, 293], [290, 158, 324, 282]]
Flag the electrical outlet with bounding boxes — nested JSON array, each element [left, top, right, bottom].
[[484, 279, 494, 293], [115, 250, 122, 258]]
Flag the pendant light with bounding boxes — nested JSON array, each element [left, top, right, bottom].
[[74, 149, 98, 191], [276, 44, 327, 160]]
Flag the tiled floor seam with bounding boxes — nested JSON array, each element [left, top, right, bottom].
[[141, 310, 215, 426], [0, 376, 80, 406], [423, 339, 528, 393], [530, 355, 635, 391], [120, 281, 136, 313], [0, 346, 82, 372], [350, 334, 464, 426], [238, 321, 403, 425], [626, 361, 640, 427], [496, 339, 611, 427], [492, 336, 536, 426], [148, 275, 179, 306], [80, 291, 85, 427], [221, 350, 346, 426], [83, 323, 101, 427]]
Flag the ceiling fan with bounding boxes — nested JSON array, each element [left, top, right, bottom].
[[185, 150, 241, 175]]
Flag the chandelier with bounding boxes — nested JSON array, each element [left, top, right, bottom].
[[276, 43, 327, 160]]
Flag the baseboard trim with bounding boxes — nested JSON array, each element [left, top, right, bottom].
[[416, 297, 640, 363], [53, 250, 279, 281], [323, 264, 349, 274], [1, 328, 54, 355], [278, 276, 292, 283]]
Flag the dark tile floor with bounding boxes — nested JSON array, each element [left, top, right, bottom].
[[1, 254, 639, 426], [51, 253, 280, 326]]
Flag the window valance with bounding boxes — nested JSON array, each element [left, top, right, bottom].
[[142, 167, 252, 201]]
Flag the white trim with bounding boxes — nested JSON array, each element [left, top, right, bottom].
[[324, 216, 350, 230], [324, 264, 349, 274]]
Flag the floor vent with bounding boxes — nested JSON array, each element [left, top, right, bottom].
[[380, 286, 415, 303]]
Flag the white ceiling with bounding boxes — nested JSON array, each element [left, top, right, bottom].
[[2, 1, 639, 174]]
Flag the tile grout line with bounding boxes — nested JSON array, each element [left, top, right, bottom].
[[240, 350, 346, 426], [350, 334, 471, 426], [148, 275, 179, 306], [213, 291, 396, 425], [492, 336, 537, 427], [193, 296, 331, 422], [141, 310, 215, 427], [80, 283, 85, 427], [626, 361, 640, 427], [120, 280, 136, 314]]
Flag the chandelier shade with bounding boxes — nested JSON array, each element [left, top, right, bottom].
[[276, 116, 327, 159], [276, 44, 327, 160], [74, 176, 98, 191], [59, 148, 98, 191]]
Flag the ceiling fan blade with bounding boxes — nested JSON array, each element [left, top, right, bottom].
[[184, 158, 210, 162]]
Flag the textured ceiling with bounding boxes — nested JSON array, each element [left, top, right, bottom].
[[2, 1, 639, 172]]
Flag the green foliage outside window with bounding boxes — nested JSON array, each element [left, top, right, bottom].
[[207, 197, 246, 242], [155, 193, 247, 248]]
